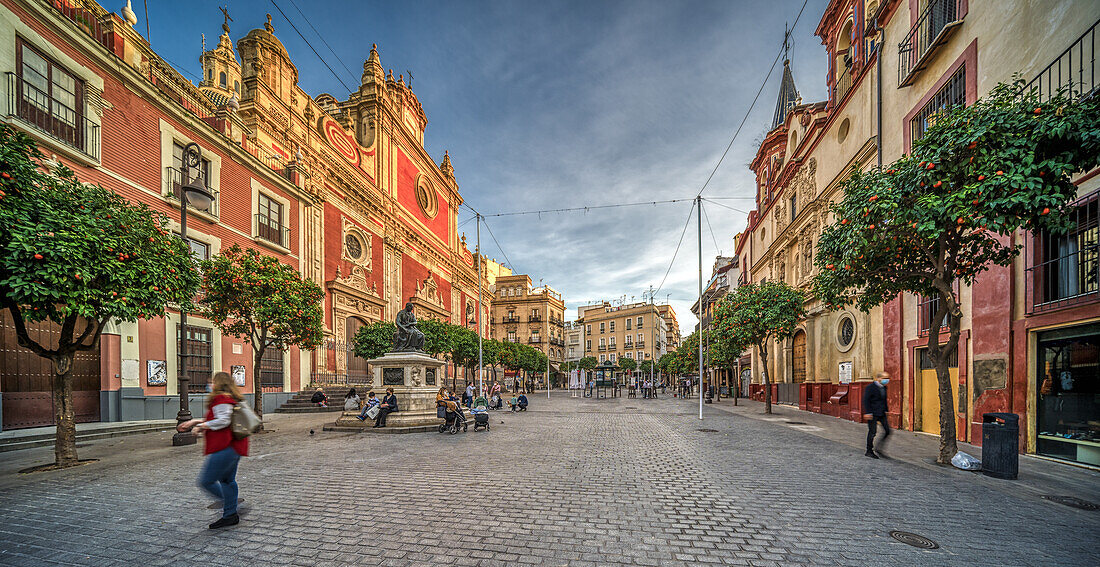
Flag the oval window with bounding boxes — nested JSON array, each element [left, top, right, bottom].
[[838, 118, 850, 143], [344, 233, 364, 261]]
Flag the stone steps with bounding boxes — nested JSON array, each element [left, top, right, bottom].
[[273, 391, 347, 414]]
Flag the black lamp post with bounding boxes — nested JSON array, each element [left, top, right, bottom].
[[172, 142, 214, 447]]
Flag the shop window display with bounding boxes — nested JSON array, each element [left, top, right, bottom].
[[1036, 324, 1100, 466]]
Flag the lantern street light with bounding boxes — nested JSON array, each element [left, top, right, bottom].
[[172, 142, 214, 447]]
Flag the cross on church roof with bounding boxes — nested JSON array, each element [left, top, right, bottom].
[[220, 5, 232, 35]]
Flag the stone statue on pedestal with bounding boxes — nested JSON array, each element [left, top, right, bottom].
[[393, 301, 425, 352]]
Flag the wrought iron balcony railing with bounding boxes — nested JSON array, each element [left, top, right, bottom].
[[1026, 189, 1100, 314], [165, 166, 219, 217], [1022, 17, 1099, 104], [7, 72, 99, 160], [256, 213, 290, 248], [898, 0, 964, 87]]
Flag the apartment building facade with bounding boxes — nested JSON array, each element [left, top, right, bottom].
[[737, 0, 1100, 465]]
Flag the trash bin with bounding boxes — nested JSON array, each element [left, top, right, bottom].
[[981, 412, 1019, 480]]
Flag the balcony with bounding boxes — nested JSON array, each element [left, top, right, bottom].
[[635, 341, 645, 348], [165, 167, 219, 217], [528, 337, 542, 344], [1023, 18, 1099, 104], [898, 0, 964, 87], [503, 316, 520, 323], [550, 337, 565, 346], [528, 315, 543, 322], [1026, 189, 1100, 315], [834, 62, 853, 103], [7, 72, 99, 161], [255, 213, 290, 248], [598, 345, 607, 352]]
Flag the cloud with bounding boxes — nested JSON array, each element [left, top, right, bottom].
[[155, 0, 829, 332]]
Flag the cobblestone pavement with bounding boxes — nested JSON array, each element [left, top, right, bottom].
[[0, 394, 1097, 566]]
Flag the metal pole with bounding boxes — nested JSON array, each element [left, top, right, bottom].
[[547, 348, 550, 399], [172, 142, 200, 446], [697, 196, 703, 420], [476, 213, 484, 399]]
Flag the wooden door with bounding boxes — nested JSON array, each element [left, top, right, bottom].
[[1, 311, 100, 429], [918, 349, 959, 435], [792, 331, 807, 383], [345, 316, 370, 383]]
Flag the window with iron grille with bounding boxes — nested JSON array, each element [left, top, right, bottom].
[[17, 39, 82, 150], [919, 346, 958, 369], [177, 324, 213, 393], [1028, 189, 1100, 313], [917, 292, 956, 336], [257, 192, 284, 246], [259, 347, 284, 388], [910, 65, 966, 142], [170, 142, 213, 214]]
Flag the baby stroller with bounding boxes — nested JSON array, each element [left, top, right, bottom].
[[471, 402, 490, 432], [437, 404, 468, 434], [488, 394, 503, 410]]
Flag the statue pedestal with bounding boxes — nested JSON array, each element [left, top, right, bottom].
[[333, 351, 445, 430]]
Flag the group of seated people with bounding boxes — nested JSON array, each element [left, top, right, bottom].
[[436, 386, 528, 414], [342, 387, 399, 428]]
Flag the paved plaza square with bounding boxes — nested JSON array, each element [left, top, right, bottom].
[[0, 395, 1097, 567]]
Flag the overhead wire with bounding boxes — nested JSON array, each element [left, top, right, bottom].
[[285, 0, 358, 85], [269, 0, 355, 94], [652, 200, 697, 297], [702, 198, 750, 215], [695, 0, 811, 197], [480, 216, 514, 271], [701, 201, 722, 255], [479, 197, 696, 218]]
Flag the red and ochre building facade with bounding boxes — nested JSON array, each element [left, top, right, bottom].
[[0, 0, 487, 430], [738, 0, 1100, 466]]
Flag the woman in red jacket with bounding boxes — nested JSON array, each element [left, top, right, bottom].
[[179, 371, 248, 529]]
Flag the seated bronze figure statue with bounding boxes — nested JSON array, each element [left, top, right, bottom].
[[393, 301, 425, 352]]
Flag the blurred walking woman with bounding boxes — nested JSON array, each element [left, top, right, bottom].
[[179, 371, 248, 529]]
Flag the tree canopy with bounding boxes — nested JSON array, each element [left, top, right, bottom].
[[713, 281, 806, 413], [813, 80, 1100, 461], [201, 245, 325, 417], [0, 126, 200, 466]]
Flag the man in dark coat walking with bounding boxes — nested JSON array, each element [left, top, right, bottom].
[[862, 372, 891, 458]]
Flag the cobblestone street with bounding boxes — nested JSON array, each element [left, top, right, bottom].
[[0, 394, 1097, 566]]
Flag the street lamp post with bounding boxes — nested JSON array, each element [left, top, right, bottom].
[[171, 142, 214, 447]]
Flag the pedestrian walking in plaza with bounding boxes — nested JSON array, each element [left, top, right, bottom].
[[343, 388, 360, 412], [178, 372, 248, 529], [863, 372, 891, 459], [374, 387, 398, 428], [465, 382, 475, 407]]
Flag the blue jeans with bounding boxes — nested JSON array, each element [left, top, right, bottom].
[[198, 447, 240, 518]]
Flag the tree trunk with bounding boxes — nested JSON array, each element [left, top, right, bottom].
[[730, 364, 739, 406], [760, 342, 772, 414], [253, 344, 266, 431], [51, 353, 78, 467], [927, 296, 961, 464]]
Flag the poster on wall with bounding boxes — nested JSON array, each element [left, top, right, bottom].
[[232, 365, 246, 387], [838, 361, 852, 384], [147, 360, 166, 386]]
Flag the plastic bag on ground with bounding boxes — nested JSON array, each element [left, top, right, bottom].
[[951, 451, 982, 470]]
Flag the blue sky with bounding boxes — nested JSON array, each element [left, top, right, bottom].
[[144, 0, 830, 329]]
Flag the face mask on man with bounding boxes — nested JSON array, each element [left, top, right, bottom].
[[879, 378, 890, 385]]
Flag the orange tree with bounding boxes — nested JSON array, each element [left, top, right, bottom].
[[200, 245, 324, 421], [712, 281, 806, 414], [813, 80, 1100, 464], [0, 126, 199, 467], [354, 320, 396, 360]]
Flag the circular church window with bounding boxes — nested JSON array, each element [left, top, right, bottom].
[[837, 315, 855, 351], [344, 233, 363, 261]]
